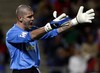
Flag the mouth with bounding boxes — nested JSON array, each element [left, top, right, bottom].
[[30, 22, 33, 26]]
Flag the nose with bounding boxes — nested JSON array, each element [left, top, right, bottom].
[[31, 16, 34, 21]]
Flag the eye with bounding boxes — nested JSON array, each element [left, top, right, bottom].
[[28, 15, 32, 18], [28, 16, 32, 18]]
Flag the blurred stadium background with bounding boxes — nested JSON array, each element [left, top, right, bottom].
[[0, 0, 100, 73]]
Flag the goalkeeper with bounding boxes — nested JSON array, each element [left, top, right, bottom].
[[6, 4, 95, 73]]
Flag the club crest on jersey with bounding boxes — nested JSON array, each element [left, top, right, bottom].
[[20, 32, 28, 38], [26, 45, 35, 51]]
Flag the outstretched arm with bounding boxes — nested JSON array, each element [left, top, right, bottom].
[[30, 12, 70, 40], [30, 6, 95, 40]]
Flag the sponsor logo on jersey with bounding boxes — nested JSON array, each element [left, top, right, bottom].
[[20, 32, 28, 38]]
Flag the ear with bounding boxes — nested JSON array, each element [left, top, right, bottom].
[[18, 16, 23, 22]]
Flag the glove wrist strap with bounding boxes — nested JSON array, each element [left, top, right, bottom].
[[76, 17, 79, 24], [44, 23, 52, 32], [71, 18, 78, 25]]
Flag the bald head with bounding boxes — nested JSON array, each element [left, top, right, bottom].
[[16, 5, 33, 18]]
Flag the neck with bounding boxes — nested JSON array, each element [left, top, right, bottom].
[[16, 21, 26, 30]]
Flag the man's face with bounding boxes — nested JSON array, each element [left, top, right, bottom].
[[21, 10, 34, 29]]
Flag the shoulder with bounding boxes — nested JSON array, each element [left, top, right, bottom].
[[6, 25, 23, 40], [6, 25, 20, 36]]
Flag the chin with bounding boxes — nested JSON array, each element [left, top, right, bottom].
[[28, 26, 33, 29]]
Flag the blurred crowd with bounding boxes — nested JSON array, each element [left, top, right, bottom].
[[0, 0, 100, 73]]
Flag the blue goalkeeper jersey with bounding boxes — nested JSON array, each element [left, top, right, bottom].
[[6, 24, 58, 70]]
